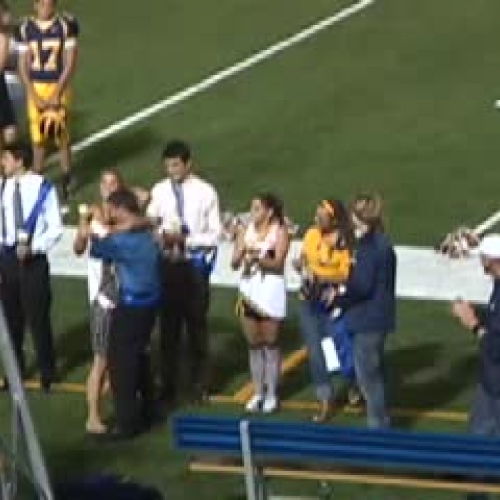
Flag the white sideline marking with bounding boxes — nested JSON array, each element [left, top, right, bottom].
[[474, 209, 500, 236], [52, 228, 492, 304], [48, 0, 375, 164]]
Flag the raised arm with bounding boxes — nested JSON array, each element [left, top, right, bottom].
[[259, 226, 290, 272], [231, 226, 246, 270], [0, 32, 10, 73], [73, 220, 90, 256]]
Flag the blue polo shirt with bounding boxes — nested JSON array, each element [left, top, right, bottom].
[[90, 230, 161, 307]]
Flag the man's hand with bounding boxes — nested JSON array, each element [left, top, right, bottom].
[[162, 232, 186, 247], [451, 299, 479, 330], [16, 243, 31, 262], [321, 286, 337, 307]]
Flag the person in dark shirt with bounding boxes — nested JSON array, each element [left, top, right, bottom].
[[335, 194, 396, 429], [89, 189, 161, 441], [453, 234, 500, 500], [0, 1, 16, 149]]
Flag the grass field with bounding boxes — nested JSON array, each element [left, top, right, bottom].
[[2, 0, 500, 498]]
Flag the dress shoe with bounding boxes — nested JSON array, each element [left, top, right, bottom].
[[158, 388, 176, 406], [41, 380, 52, 394], [98, 427, 138, 443], [191, 389, 209, 405]]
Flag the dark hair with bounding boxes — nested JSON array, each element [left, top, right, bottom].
[[4, 142, 33, 168], [351, 193, 385, 233], [258, 192, 285, 225], [107, 189, 140, 215], [162, 140, 191, 163], [325, 199, 355, 251]]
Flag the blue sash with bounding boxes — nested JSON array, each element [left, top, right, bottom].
[[24, 179, 52, 237], [327, 317, 355, 380], [189, 247, 218, 277], [170, 181, 217, 277]]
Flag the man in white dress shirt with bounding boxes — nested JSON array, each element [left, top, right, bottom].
[[148, 140, 221, 404], [0, 143, 62, 391]]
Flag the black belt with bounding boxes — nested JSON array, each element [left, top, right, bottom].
[[0, 244, 17, 255], [0, 245, 46, 261]]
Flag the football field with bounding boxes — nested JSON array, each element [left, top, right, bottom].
[[2, 0, 500, 498]]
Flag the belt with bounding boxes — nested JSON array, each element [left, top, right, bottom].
[[0, 245, 17, 255], [0, 245, 45, 260], [120, 290, 161, 307]]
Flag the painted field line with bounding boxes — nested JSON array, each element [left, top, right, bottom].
[[212, 395, 468, 424], [233, 347, 308, 402], [47, 0, 375, 165]]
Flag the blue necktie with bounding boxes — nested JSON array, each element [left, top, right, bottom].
[[173, 182, 184, 219], [173, 182, 187, 233]]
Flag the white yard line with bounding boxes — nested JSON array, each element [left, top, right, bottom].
[[48, 0, 375, 164], [51, 229, 492, 303]]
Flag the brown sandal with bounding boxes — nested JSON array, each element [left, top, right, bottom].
[[312, 400, 333, 423]]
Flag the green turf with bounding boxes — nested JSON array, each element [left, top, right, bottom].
[[0, 280, 481, 499], [2, 0, 500, 498]]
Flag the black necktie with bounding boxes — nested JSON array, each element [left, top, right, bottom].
[[13, 180, 24, 235]]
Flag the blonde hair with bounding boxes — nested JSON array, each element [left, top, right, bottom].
[[351, 193, 385, 233]]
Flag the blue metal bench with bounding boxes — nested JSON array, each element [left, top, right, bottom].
[[173, 415, 500, 500]]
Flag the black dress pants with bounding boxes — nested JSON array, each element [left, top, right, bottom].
[[160, 259, 210, 400], [0, 252, 56, 385], [108, 303, 156, 434]]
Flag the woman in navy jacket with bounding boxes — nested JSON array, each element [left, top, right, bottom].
[[336, 194, 396, 428]]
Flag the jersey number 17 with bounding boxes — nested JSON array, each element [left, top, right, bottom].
[[29, 39, 62, 72]]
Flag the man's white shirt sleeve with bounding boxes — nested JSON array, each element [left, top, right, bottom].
[[185, 185, 222, 248]]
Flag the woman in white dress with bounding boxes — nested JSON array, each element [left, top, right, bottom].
[[74, 171, 122, 434], [73, 170, 151, 435], [231, 194, 290, 413]]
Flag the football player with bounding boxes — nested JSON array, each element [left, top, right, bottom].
[[0, 1, 17, 150], [15, 0, 79, 202]]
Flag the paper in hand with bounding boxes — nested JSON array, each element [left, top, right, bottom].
[[321, 336, 341, 373]]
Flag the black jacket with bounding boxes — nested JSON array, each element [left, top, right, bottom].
[[479, 280, 500, 396]]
